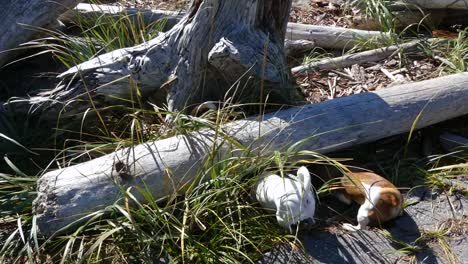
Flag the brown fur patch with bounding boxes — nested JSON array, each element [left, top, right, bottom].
[[340, 172, 403, 225]]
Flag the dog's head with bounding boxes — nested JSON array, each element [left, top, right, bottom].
[[276, 166, 316, 232]]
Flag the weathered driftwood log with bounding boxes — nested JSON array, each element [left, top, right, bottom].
[[399, 0, 468, 10], [36, 0, 301, 116], [60, 3, 185, 32], [351, 10, 427, 31], [353, 1, 468, 30], [285, 39, 315, 57], [33, 72, 468, 236], [291, 39, 426, 75], [0, 0, 82, 67], [62, 4, 391, 50], [292, 0, 310, 8], [286, 23, 393, 50]]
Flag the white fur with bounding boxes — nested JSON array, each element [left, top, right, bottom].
[[255, 166, 316, 232], [342, 183, 381, 231]]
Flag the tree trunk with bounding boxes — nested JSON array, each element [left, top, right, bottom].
[[0, 0, 82, 67], [33, 72, 468, 236], [37, 0, 301, 116]]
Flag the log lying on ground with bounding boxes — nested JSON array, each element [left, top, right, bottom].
[[33, 72, 468, 236], [292, 0, 310, 8], [286, 23, 393, 50], [285, 39, 315, 57], [399, 0, 468, 10], [62, 3, 392, 50], [0, 0, 82, 67], [291, 39, 429, 75], [352, 0, 468, 30], [60, 3, 185, 32]]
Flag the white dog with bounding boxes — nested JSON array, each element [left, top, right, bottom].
[[255, 166, 316, 232]]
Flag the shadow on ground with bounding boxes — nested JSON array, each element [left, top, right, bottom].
[[259, 185, 467, 264]]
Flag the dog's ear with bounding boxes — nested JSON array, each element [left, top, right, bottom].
[[297, 166, 311, 190]]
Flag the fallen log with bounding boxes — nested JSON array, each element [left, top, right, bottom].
[[61, 3, 392, 50], [398, 0, 468, 10], [60, 3, 185, 32], [33, 72, 468, 236], [291, 39, 426, 75], [285, 39, 316, 57], [285, 23, 392, 50], [292, 0, 310, 8], [0, 0, 82, 67]]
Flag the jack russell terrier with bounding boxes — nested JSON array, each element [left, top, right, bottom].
[[255, 166, 316, 232], [336, 172, 403, 231]]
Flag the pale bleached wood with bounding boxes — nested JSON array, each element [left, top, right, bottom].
[[291, 40, 425, 75], [286, 23, 393, 50], [60, 3, 185, 31], [33, 72, 468, 236], [285, 39, 315, 57], [5, 4, 390, 119], [402, 0, 468, 9], [33, 0, 301, 116], [0, 0, 82, 67], [62, 4, 391, 50]]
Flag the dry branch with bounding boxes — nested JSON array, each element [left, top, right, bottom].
[[291, 40, 427, 75], [33, 72, 468, 236], [285, 39, 315, 57]]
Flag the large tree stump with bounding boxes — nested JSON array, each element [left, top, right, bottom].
[[33, 72, 468, 236], [38, 0, 301, 116], [0, 0, 82, 67]]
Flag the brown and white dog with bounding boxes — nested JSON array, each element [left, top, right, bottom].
[[335, 172, 403, 231]]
